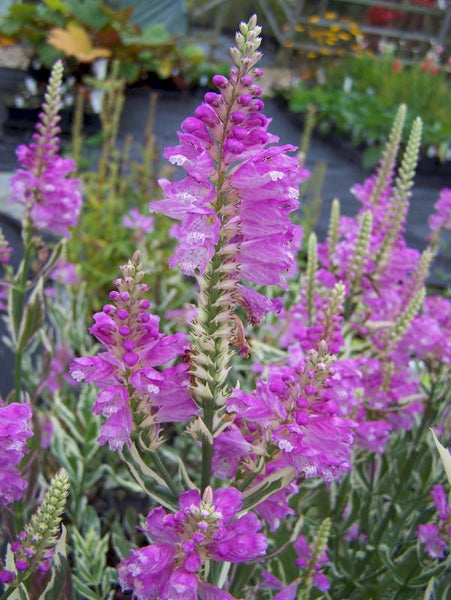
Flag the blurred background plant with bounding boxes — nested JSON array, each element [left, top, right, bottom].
[[0, 0, 208, 87], [65, 61, 194, 317], [283, 45, 451, 168]]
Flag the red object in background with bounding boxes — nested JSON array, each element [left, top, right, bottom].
[[368, 7, 405, 26], [410, 1, 438, 7], [391, 59, 403, 72], [420, 59, 440, 75]]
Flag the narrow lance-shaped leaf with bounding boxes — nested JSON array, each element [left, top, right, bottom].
[[17, 277, 45, 351], [431, 429, 451, 487], [39, 525, 68, 600]]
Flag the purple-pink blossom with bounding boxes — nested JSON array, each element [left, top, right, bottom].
[[123, 208, 154, 235], [0, 401, 33, 506], [431, 484, 449, 521], [70, 255, 196, 450], [11, 153, 82, 238], [417, 524, 447, 559], [150, 24, 309, 323], [223, 354, 356, 484], [428, 188, 451, 233], [118, 486, 267, 599], [9, 62, 82, 237]]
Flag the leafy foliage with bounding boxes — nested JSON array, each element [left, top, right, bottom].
[[286, 55, 451, 167]]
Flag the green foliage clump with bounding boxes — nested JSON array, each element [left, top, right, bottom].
[[287, 55, 451, 167]]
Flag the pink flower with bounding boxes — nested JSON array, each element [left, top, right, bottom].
[[149, 21, 309, 323], [10, 64, 82, 237], [118, 486, 267, 599], [227, 355, 356, 484], [0, 401, 33, 506], [123, 208, 154, 234], [70, 255, 196, 450], [43, 345, 76, 394], [212, 424, 252, 479], [417, 524, 446, 559], [431, 484, 450, 521], [429, 188, 451, 232], [49, 260, 80, 287], [355, 421, 392, 455]]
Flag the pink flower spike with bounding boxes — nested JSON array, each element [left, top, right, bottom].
[[70, 254, 195, 451], [0, 401, 33, 506]]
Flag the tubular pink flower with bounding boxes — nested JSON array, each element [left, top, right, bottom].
[[10, 62, 82, 238], [123, 208, 154, 235], [417, 524, 446, 559], [226, 351, 356, 484], [118, 486, 267, 599], [431, 484, 449, 521], [150, 20, 309, 324], [70, 254, 196, 450], [0, 401, 33, 506], [428, 188, 451, 233]]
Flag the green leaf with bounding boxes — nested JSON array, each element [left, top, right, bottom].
[[7, 585, 31, 600], [431, 429, 451, 487], [43, 0, 70, 14], [65, 0, 110, 30], [423, 577, 435, 600], [111, 522, 134, 560], [39, 525, 68, 600], [242, 467, 297, 512], [250, 339, 288, 364], [7, 261, 26, 343], [72, 577, 100, 600], [179, 44, 205, 63], [17, 278, 45, 351], [6, 3, 38, 22], [122, 23, 171, 47], [40, 240, 64, 281], [118, 62, 140, 83]]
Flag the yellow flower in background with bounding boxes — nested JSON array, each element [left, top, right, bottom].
[[290, 10, 367, 60]]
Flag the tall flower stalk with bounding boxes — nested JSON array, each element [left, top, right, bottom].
[[150, 15, 308, 490], [8, 60, 82, 401]]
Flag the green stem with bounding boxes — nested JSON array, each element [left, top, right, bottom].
[[2, 579, 26, 600], [201, 402, 214, 492], [197, 248, 231, 492], [153, 451, 179, 498], [13, 350, 23, 404], [195, 77, 243, 491], [13, 221, 33, 401]]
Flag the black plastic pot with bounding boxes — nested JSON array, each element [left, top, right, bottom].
[[0, 66, 27, 93]]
